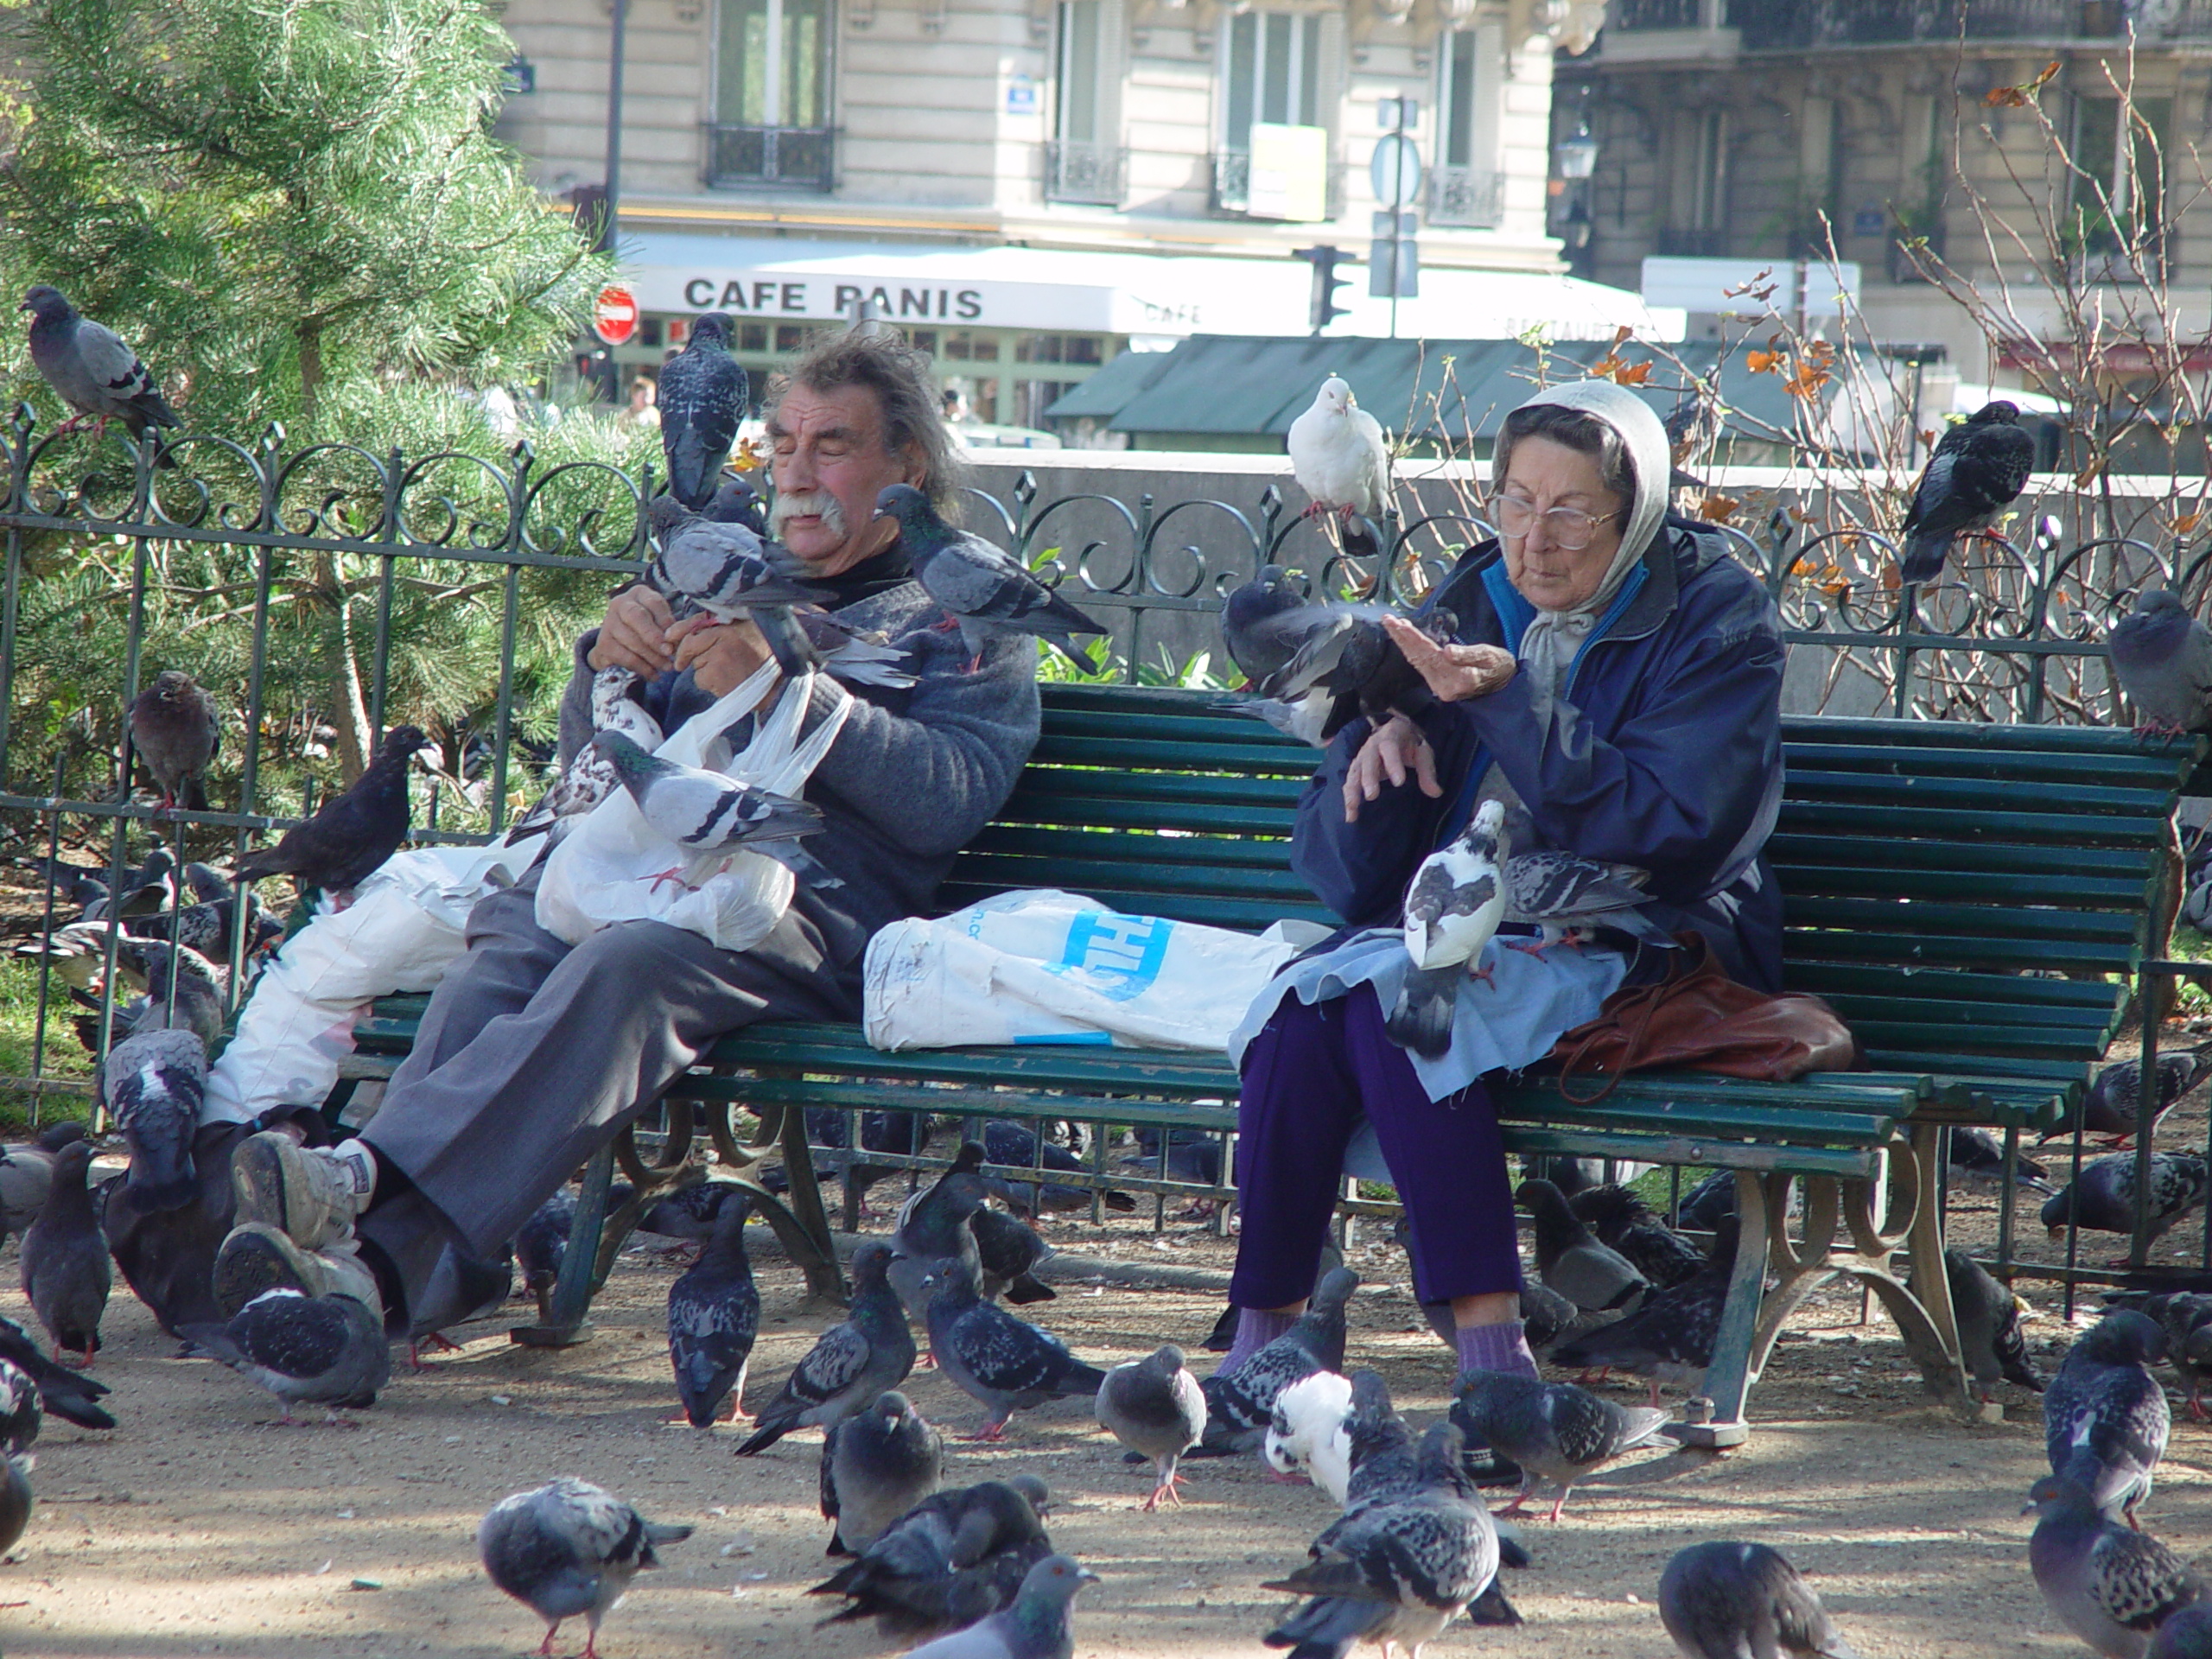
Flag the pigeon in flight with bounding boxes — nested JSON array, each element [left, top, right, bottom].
[[896, 1554, 1097, 1659], [2042, 1151, 2209, 1243], [20, 1139, 109, 1366], [1220, 566, 1324, 683], [233, 725, 430, 894], [129, 671, 219, 810], [1388, 798, 1509, 1058], [1898, 400, 2037, 584], [665, 1192, 759, 1427], [657, 312, 749, 510], [103, 1027, 206, 1214], [1253, 603, 1455, 745], [1287, 376, 1391, 560], [21, 285, 181, 453], [180, 1287, 391, 1424], [874, 483, 1109, 671], [2111, 588, 2212, 738], [1451, 1370, 1669, 1522], [588, 728, 823, 891], [1658, 1540, 1861, 1659], [2044, 1309, 2171, 1523], [2029, 1471, 2205, 1659], [823, 1389, 943, 1556], [810, 1473, 1054, 1636], [738, 1241, 916, 1456], [478, 1477, 692, 1659], [922, 1252, 1106, 1440], [1096, 1344, 1208, 1510]]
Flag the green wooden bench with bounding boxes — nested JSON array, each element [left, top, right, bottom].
[[329, 684, 2202, 1440]]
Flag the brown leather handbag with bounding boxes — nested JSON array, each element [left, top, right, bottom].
[[1546, 934, 1860, 1103]]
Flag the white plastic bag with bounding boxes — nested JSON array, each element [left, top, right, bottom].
[[534, 664, 851, 952], [862, 889, 1319, 1052], [201, 842, 531, 1126]]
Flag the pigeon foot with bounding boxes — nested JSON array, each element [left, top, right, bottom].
[[643, 867, 696, 894], [963, 1420, 1011, 1443], [1141, 1480, 1185, 1512], [537, 1626, 561, 1657]]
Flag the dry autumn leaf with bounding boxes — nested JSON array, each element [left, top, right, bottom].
[[1746, 349, 1783, 374], [2177, 511, 2203, 535], [1881, 564, 1902, 591], [1613, 360, 1653, 385], [1699, 494, 1740, 523], [1790, 557, 1816, 576], [1985, 62, 2060, 108]]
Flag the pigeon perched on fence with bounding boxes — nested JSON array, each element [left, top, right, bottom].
[[20, 1140, 108, 1366], [233, 726, 429, 894], [0, 1446, 28, 1560], [810, 1473, 1054, 1636], [0, 1312, 111, 1431], [1388, 799, 1509, 1058], [102, 1027, 205, 1214], [1452, 1370, 1669, 1522], [1658, 1540, 1861, 1659], [2107, 1289, 2212, 1421], [1897, 400, 2037, 584], [0, 1357, 40, 1455], [666, 1192, 759, 1427], [1568, 1184, 1707, 1289], [1934, 1248, 2043, 1402], [2050, 1046, 2212, 1147], [1287, 376, 1391, 559], [2042, 1152, 2209, 1244], [21, 285, 180, 453], [588, 729, 823, 891], [1520, 1177, 1647, 1314], [1198, 1267, 1357, 1456], [1549, 1212, 1738, 1405], [478, 1477, 692, 1659], [897, 1554, 1097, 1659], [2045, 1309, 2171, 1523], [739, 1241, 916, 1456], [2029, 1471, 2206, 1659], [2111, 588, 2212, 738], [1096, 1344, 1207, 1511], [657, 312, 748, 510], [922, 1252, 1105, 1440], [129, 671, 219, 810], [874, 483, 1109, 671], [181, 1287, 391, 1423], [823, 1389, 943, 1555]]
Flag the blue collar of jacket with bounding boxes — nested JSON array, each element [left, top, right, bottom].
[[1477, 558, 1651, 683]]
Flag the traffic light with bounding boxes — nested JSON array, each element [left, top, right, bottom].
[[1293, 245, 1355, 335]]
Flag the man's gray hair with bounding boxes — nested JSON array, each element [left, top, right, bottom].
[[1492, 400, 1637, 505], [769, 329, 967, 510]]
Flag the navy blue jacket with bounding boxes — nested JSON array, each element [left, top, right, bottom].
[[1289, 518, 1789, 989]]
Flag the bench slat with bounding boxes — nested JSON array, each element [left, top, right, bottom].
[[1784, 767, 2177, 817], [1767, 833, 2158, 880], [1775, 799, 2171, 847], [1782, 896, 2143, 943]]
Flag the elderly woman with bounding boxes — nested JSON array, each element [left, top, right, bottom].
[[1221, 380, 1786, 1381]]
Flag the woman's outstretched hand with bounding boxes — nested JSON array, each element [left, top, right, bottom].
[[1382, 614, 1516, 704], [1344, 715, 1440, 822]]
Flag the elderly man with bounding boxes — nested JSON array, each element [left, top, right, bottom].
[[207, 329, 1043, 1336]]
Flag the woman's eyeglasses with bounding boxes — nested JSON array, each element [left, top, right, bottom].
[[1493, 494, 1620, 551]]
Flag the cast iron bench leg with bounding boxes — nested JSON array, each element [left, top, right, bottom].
[[1675, 1167, 1766, 1448], [512, 1142, 615, 1348]]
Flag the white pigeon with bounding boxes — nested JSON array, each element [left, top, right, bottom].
[[1287, 376, 1390, 522], [1265, 1370, 1354, 1503], [1385, 799, 1510, 1058]]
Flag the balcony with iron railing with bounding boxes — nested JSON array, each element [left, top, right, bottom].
[[1210, 149, 1349, 220], [1427, 167, 1504, 229], [703, 124, 836, 193], [1044, 140, 1127, 207], [1727, 0, 2212, 49]]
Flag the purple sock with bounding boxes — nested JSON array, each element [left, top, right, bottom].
[[1221, 1307, 1300, 1373], [1455, 1319, 1539, 1382]]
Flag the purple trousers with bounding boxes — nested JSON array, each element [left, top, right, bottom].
[[1229, 985, 1523, 1309]]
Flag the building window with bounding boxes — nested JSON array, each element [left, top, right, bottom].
[[1432, 25, 1503, 228], [1014, 333, 1106, 365], [2071, 95, 2169, 272], [1222, 12, 1321, 149], [709, 0, 835, 190], [1689, 108, 1726, 230], [1058, 1, 1099, 145], [1046, 0, 1125, 205]]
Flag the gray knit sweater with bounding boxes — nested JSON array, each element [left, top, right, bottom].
[[557, 544, 1041, 971]]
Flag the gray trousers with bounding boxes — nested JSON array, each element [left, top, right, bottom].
[[357, 864, 856, 1328]]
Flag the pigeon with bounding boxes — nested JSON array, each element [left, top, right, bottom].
[[1664, 380, 1725, 494], [968, 1206, 1057, 1306], [1675, 1167, 1738, 1231], [636, 1178, 747, 1250], [1519, 1177, 1647, 1314], [1096, 1344, 1208, 1510], [810, 1473, 1054, 1635], [2153, 1607, 2212, 1659], [102, 1027, 205, 1213], [233, 725, 430, 893], [2107, 1290, 2212, 1421], [129, 670, 219, 810], [0, 1312, 111, 1431], [1262, 1421, 1503, 1659], [1568, 1184, 1706, 1289], [2043, 1152, 2209, 1243], [588, 729, 823, 891], [2045, 1309, 2171, 1522], [512, 1179, 636, 1324], [0, 1357, 39, 1454], [2050, 1046, 2212, 1147], [823, 1389, 943, 1555], [1932, 1248, 2043, 1402], [0, 1122, 89, 1242], [20, 1139, 108, 1366], [1503, 850, 1662, 949], [790, 1107, 930, 1218], [1948, 1124, 2055, 1192], [1198, 1267, 1357, 1456], [896, 1554, 1097, 1659], [21, 285, 181, 451], [1265, 1370, 1354, 1502], [518, 667, 667, 830], [887, 1141, 995, 1323], [921, 1251, 1105, 1440], [1658, 1540, 1861, 1659], [1254, 604, 1456, 744], [978, 1120, 1135, 1216], [92, 938, 227, 1051], [1897, 400, 2037, 584], [1387, 799, 1509, 1058], [874, 483, 1109, 671], [1220, 565, 1315, 683], [1451, 1370, 1669, 1522], [738, 1240, 917, 1455], [478, 1477, 692, 1659], [1287, 376, 1391, 556], [657, 311, 749, 510], [2112, 589, 2212, 738], [0, 1448, 28, 1559], [1549, 1213, 1738, 1404], [180, 1287, 391, 1423], [665, 1192, 759, 1427], [646, 497, 844, 681], [2029, 1471, 2206, 1659], [705, 474, 766, 531]]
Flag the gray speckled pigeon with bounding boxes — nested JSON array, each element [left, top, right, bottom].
[[823, 1389, 942, 1555], [1549, 1212, 1739, 1406], [1452, 1370, 1669, 1521], [2052, 1046, 2212, 1147], [666, 1192, 758, 1427], [86, 938, 226, 1053], [2107, 1290, 2212, 1421], [129, 671, 219, 810], [1096, 1344, 1207, 1510], [2044, 1153, 2210, 1243], [1569, 1183, 1707, 1289], [739, 1242, 914, 1456], [923, 1253, 1104, 1440], [646, 497, 843, 683], [1658, 1540, 1860, 1659], [898, 1554, 1096, 1659], [2031, 1471, 2206, 1659], [0, 1356, 39, 1454], [1934, 1248, 2043, 1402], [1520, 1177, 1647, 1314], [590, 729, 822, 890], [2045, 1310, 2171, 1522], [2112, 589, 2212, 737], [874, 483, 1107, 671], [2152, 1605, 2212, 1658], [21, 286, 180, 449], [1199, 1267, 1357, 1456], [180, 1289, 390, 1423], [1504, 851, 1664, 949], [102, 1027, 205, 1214], [810, 1473, 1054, 1636], [1387, 799, 1508, 1058], [0, 1448, 29, 1558], [20, 1140, 108, 1365], [888, 1142, 992, 1324], [657, 314, 748, 510], [1341, 1369, 1421, 1511], [478, 1477, 692, 1659]]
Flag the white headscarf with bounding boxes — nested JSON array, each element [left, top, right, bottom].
[[1501, 380, 1672, 694]]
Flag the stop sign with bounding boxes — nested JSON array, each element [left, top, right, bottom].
[[593, 285, 639, 346]]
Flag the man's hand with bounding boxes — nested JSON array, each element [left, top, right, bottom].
[[674, 616, 773, 698], [589, 587, 678, 677], [1344, 714, 1440, 823], [1382, 614, 1516, 703]]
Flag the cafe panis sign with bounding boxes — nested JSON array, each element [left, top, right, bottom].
[[680, 274, 987, 321], [626, 260, 1192, 334]]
